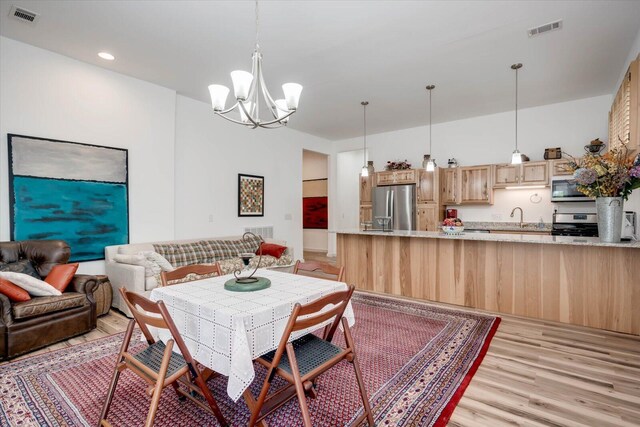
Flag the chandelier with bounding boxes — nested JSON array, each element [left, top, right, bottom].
[[207, 0, 302, 129]]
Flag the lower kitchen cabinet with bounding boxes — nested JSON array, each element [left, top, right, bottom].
[[417, 204, 439, 231]]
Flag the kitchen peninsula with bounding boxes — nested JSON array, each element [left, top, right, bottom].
[[336, 229, 640, 334]]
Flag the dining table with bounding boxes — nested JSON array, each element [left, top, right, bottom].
[[149, 268, 355, 402]]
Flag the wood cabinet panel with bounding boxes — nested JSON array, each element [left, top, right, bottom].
[[494, 164, 519, 187], [375, 169, 416, 186], [440, 168, 460, 205], [359, 175, 372, 204], [521, 161, 549, 185], [416, 169, 438, 203], [552, 159, 573, 176], [337, 234, 640, 334], [359, 205, 372, 228], [416, 204, 439, 232], [460, 165, 492, 204]]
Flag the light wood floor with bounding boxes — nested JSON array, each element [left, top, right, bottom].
[[6, 262, 640, 426]]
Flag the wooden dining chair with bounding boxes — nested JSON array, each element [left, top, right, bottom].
[[293, 260, 345, 282], [245, 285, 374, 427], [160, 263, 222, 287], [98, 288, 228, 427]]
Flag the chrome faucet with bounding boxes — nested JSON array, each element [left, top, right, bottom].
[[510, 207, 524, 228]]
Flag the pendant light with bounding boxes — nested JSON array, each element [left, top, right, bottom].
[[510, 63, 523, 165], [423, 85, 436, 172], [360, 101, 372, 177]]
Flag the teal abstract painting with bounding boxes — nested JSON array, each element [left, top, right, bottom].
[[8, 135, 129, 262]]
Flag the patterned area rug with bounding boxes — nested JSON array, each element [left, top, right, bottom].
[[0, 293, 499, 427]]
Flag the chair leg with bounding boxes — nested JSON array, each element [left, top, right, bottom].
[[98, 319, 136, 427], [144, 341, 174, 427], [343, 318, 374, 426], [192, 367, 228, 426], [287, 343, 313, 427]]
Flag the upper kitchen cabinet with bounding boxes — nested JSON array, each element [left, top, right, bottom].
[[521, 161, 549, 185], [440, 168, 461, 205], [376, 169, 416, 186], [493, 161, 549, 188], [359, 174, 373, 204], [494, 164, 520, 187], [551, 159, 573, 176], [460, 165, 493, 204], [416, 169, 439, 203], [609, 54, 639, 154]]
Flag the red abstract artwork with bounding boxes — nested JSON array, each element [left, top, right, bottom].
[[303, 197, 328, 229]]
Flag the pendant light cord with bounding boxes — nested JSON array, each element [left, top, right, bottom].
[[429, 89, 432, 155], [363, 102, 367, 164], [515, 66, 518, 151]]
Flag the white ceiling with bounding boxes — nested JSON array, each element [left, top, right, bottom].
[[1, 1, 639, 140]]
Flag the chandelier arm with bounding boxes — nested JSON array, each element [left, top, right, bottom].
[[215, 111, 258, 127], [257, 122, 286, 129], [217, 101, 240, 115], [256, 110, 295, 127], [258, 68, 280, 112]]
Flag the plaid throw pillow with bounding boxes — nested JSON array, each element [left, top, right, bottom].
[[152, 242, 209, 267], [200, 235, 262, 262]]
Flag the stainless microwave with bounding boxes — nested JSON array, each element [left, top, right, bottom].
[[551, 177, 592, 202]]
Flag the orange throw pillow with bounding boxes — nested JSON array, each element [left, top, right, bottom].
[[44, 263, 79, 292], [256, 243, 287, 259], [0, 278, 31, 302]]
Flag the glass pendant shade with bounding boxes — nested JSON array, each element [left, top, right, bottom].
[[208, 84, 230, 111], [274, 99, 289, 121], [282, 83, 303, 110], [422, 154, 436, 171], [511, 149, 523, 165], [366, 160, 375, 176], [361, 165, 369, 177], [231, 70, 253, 100]]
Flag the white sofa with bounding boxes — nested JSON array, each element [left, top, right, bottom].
[[105, 236, 293, 316]]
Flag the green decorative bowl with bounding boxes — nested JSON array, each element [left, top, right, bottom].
[[224, 277, 271, 292]]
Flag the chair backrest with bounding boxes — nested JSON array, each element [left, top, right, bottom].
[[293, 260, 345, 282], [160, 263, 222, 286], [278, 285, 355, 353], [119, 288, 193, 360]]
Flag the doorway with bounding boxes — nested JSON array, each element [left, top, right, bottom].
[[302, 150, 329, 255]]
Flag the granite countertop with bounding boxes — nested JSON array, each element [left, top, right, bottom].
[[464, 221, 552, 232], [334, 229, 640, 249]]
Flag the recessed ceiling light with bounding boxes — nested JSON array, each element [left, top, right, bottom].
[[98, 52, 115, 61]]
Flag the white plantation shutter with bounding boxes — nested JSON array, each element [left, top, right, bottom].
[[609, 55, 639, 153]]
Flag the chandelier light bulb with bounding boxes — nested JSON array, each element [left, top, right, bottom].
[[282, 83, 303, 110], [208, 85, 230, 111], [231, 70, 254, 100]]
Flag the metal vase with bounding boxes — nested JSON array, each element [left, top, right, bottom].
[[596, 197, 624, 243]]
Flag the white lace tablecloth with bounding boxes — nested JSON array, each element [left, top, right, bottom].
[[149, 269, 355, 401]]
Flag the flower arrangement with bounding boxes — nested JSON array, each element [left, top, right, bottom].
[[385, 160, 412, 170], [565, 145, 640, 200]]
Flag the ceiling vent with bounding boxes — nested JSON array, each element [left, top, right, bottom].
[[528, 20, 562, 38], [8, 5, 39, 25]]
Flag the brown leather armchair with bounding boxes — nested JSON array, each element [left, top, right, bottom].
[[0, 240, 97, 360]]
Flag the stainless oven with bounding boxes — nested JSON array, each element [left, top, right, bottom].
[[551, 177, 592, 202]]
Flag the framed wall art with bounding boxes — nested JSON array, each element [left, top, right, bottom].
[[302, 178, 328, 229], [7, 134, 129, 262], [238, 173, 264, 217]]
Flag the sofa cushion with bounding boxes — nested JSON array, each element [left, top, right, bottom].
[[12, 292, 86, 320], [45, 263, 79, 292], [0, 259, 41, 279], [0, 272, 62, 296], [200, 235, 262, 262], [153, 242, 209, 267], [0, 278, 31, 302]]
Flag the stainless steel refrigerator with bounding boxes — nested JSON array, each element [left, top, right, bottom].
[[371, 185, 416, 230]]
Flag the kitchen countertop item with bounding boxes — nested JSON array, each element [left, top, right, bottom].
[[464, 221, 552, 232]]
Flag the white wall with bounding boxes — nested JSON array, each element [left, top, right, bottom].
[[333, 95, 612, 230], [173, 95, 331, 261], [0, 37, 176, 274], [302, 150, 328, 252]]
